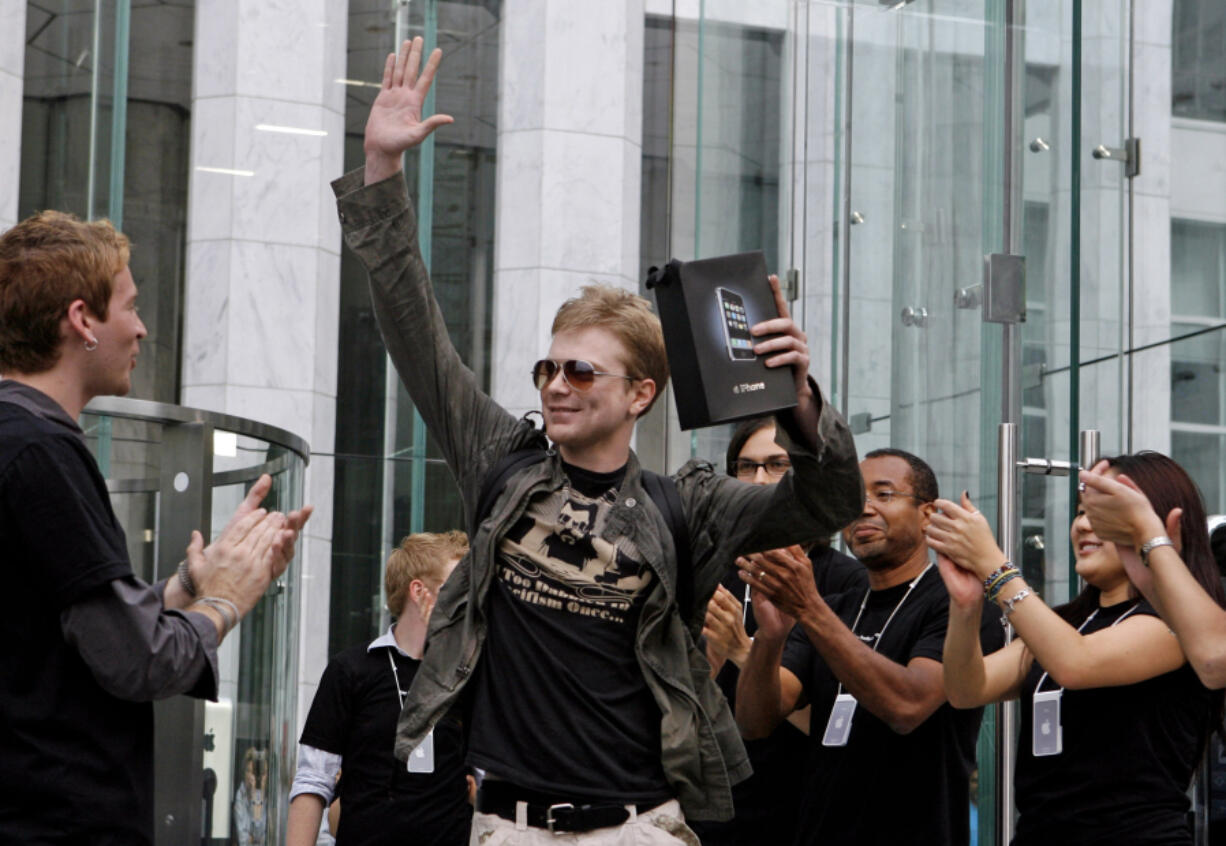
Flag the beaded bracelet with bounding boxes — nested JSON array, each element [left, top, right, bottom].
[[985, 568, 1024, 603], [982, 563, 1014, 592], [176, 558, 197, 598], [986, 569, 1022, 603]]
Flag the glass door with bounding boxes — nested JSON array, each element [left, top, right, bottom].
[[789, 2, 1068, 843]]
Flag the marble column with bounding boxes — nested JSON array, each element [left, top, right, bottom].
[[182, 0, 347, 728], [490, 0, 646, 420], [0, 1, 26, 231]]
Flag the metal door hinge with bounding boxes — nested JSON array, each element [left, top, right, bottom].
[[785, 268, 799, 302], [1092, 137, 1140, 179], [983, 254, 1026, 324]]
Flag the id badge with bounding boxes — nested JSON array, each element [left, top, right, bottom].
[[822, 693, 857, 747], [407, 728, 435, 773], [1032, 689, 1063, 757]]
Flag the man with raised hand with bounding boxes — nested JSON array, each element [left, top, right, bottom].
[[0, 210, 311, 844], [333, 38, 862, 843]]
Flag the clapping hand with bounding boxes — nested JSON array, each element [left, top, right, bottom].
[[703, 584, 753, 670], [925, 492, 1006, 581]]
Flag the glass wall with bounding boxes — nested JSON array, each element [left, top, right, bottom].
[[19, 1, 194, 403], [329, 0, 501, 656], [1173, 0, 1226, 122], [639, 10, 786, 471], [662, 0, 1226, 841], [1170, 220, 1226, 510]]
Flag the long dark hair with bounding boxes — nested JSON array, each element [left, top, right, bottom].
[[725, 416, 776, 475], [1060, 451, 1226, 751], [1058, 451, 1226, 624]]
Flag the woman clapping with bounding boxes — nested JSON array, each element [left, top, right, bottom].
[[926, 452, 1223, 846]]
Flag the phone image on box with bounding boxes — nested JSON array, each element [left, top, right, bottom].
[[716, 287, 756, 361]]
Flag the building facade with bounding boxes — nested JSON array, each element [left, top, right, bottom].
[[4, 0, 1226, 841]]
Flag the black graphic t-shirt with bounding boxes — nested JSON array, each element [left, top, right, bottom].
[[467, 461, 672, 802]]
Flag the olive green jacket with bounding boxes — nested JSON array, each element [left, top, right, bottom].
[[332, 168, 864, 821]]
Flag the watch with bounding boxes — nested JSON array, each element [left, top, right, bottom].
[[1139, 536, 1175, 567]]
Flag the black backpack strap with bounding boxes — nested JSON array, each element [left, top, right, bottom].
[[472, 448, 548, 538], [640, 470, 693, 625]]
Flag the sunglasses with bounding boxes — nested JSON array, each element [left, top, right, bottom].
[[531, 359, 636, 391]]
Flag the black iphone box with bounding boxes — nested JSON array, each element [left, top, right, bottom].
[[646, 251, 797, 431]]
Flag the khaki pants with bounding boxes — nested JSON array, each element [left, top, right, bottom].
[[470, 799, 700, 846]]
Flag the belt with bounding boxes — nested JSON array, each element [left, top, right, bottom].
[[476, 782, 660, 834]]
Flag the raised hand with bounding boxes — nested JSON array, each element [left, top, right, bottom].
[[925, 492, 1006, 579], [185, 474, 314, 623], [738, 545, 820, 624], [748, 585, 795, 643], [751, 274, 817, 431], [935, 551, 984, 611], [186, 507, 286, 618], [268, 504, 314, 580], [1079, 461, 1171, 549], [703, 584, 752, 670], [364, 37, 455, 185]]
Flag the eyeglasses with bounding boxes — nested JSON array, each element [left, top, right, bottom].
[[731, 457, 792, 479], [531, 359, 636, 392], [865, 489, 924, 507]]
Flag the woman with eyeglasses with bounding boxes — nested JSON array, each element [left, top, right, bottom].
[[926, 452, 1224, 845], [689, 416, 865, 846]]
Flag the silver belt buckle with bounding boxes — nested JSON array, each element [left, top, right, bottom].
[[547, 802, 574, 834]]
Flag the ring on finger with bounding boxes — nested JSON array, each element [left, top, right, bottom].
[[758, 570, 767, 581]]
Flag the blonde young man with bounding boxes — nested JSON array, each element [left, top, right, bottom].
[[333, 38, 863, 844], [287, 532, 471, 846], [0, 211, 309, 844]]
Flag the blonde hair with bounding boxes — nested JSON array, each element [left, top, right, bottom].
[[385, 531, 468, 617], [550, 284, 669, 416], [0, 210, 130, 374]]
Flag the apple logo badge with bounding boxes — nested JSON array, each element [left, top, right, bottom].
[[1040, 721, 1051, 736]]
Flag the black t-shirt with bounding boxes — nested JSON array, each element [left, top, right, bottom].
[[1013, 600, 1217, 846], [781, 566, 1004, 846], [300, 640, 471, 846], [467, 461, 671, 803], [0, 401, 149, 844], [693, 546, 865, 846]]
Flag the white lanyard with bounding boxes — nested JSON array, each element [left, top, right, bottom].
[[387, 648, 407, 710], [822, 562, 933, 747], [1031, 601, 1140, 758], [388, 647, 437, 773], [1034, 602, 1140, 694], [836, 562, 934, 697]]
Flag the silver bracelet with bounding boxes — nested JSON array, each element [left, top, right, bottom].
[[176, 559, 197, 598], [1140, 535, 1175, 567], [1001, 588, 1031, 620], [196, 596, 240, 634]]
